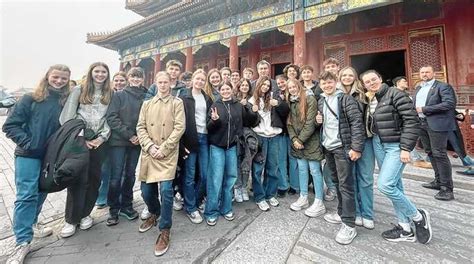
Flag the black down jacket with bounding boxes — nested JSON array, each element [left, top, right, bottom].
[[39, 119, 89, 193], [371, 84, 420, 151]]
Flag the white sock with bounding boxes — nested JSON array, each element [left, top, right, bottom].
[[412, 211, 423, 222], [399, 222, 411, 232]]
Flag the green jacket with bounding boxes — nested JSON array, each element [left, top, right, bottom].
[[287, 95, 324, 161]]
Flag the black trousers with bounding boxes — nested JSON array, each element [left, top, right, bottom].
[[325, 147, 356, 227], [419, 119, 453, 191], [65, 144, 107, 224]]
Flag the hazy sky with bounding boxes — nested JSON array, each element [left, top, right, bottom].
[[0, 0, 142, 90]]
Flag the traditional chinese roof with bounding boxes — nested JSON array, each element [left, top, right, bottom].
[[125, 0, 183, 17]]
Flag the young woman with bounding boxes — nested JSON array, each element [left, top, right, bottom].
[[104, 67, 147, 226], [179, 69, 212, 224], [220, 67, 231, 83], [204, 81, 258, 225], [361, 70, 432, 244], [59, 62, 112, 238], [339, 66, 374, 229], [283, 64, 300, 81], [248, 76, 290, 211], [203, 68, 222, 102], [286, 79, 325, 216], [96, 71, 128, 208], [3, 65, 71, 264]]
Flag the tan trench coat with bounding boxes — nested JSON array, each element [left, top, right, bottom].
[[136, 94, 185, 183]]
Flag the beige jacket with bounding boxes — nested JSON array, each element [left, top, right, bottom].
[[136, 94, 185, 183]]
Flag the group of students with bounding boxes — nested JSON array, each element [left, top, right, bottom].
[[4, 57, 438, 264]]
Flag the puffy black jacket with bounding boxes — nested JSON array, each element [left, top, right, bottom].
[[207, 99, 258, 149], [40, 119, 89, 193], [106, 85, 147, 146], [318, 92, 366, 153], [179, 88, 213, 153], [2, 89, 65, 158], [371, 84, 420, 151]]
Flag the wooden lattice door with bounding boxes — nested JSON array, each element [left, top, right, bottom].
[[408, 27, 447, 86]]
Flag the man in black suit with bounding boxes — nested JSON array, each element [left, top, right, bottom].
[[414, 65, 456, 201]]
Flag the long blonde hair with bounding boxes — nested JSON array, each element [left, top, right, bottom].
[[32, 64, 71, 104], [79, 62, 112, 105], [287, 79, 308, 123], [204, 68, 221, 101], [339, 66, 367, 104]]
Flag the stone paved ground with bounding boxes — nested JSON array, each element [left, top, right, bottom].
[[1, 116, 473, 263]]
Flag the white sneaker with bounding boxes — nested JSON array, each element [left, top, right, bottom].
[[290, 195, 309, 211], [241, 188, 250, 201], [304, 199, 326, 217], [234, 188, 243, 203], [362, 218, 375, 229], [60, 223, 76, 238], [33, 224, 53, 238], [256, 200, 270, 211], [173, 193, 183, 211], [6, 243, 30, 264], [335, 223, 357, 245], [140, 206, 151, 220], [355, 216, 363, 226], [267, 197, 279, 207], [324, 213, 342, 224], [79, 216, 93, 230], [187, 210, 203, 224]]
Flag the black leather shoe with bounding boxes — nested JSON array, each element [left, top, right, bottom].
[[421, 181, 441, 190], [434, 188, 454, 201]]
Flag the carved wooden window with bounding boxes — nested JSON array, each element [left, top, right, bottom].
[[324, 43, 347, 68]]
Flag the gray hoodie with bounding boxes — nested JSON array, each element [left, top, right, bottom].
[[321, 89, 343, 151]]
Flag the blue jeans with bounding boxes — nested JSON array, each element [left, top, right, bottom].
[[252, 135, 280, 202], [278, 136, 299, 191], [140, 180, 173, 230], [108, 146, 140, 214], [354, 139, 375, 220], [96, 156, 112, 206], [373, 135, 418, 224], [13, 157, 47, 245], [323, 163, 337, 191], [296, 159, 323, 199], [184, 133, 209, 214], [204, 145, 238, 219]]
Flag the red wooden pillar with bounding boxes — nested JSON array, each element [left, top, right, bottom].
[[185, 47, 193, 72], [229, 36, 239, 70], [293, 20, 306, 66], [154, 54, 161, 75]]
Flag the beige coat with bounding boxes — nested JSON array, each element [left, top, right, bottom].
[[136, 94, 185, 183]]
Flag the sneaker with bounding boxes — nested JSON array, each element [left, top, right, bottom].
[[224, 212, 235, 221], [290, 195, 309, 211], [139, 214, 158, 233], [140, 206, 151, 220], [241, 188, 250, 201], [381, 224, 416, 242], [198, 202, 205, 213], [324, 213, 342, 224], [119, 208, 139, 220], [234, 188, 243, 203], [79, 216, 93, 230], [256, 200, 270, 211], [362, 218, 375, 230], [324, 189, 337, 201], [106, 214, 119, 226], [288, 187, 297, 195], [6, 243, 30, 264], [187, 211, 203, 224], [413, 209, 432, 244], [355, 216, 363, 226], [421, 181, 441, 190], [33, 223, 53, 238], [335, 223, 357, 245], [60, 222, 76, 238], [173, 193, 183, 211], [434, 188, 455, 201], [154, 229, 170, 256], [95, 203, 107, 209], [304, 199, 326, 217], [277, 189, 287, 198], [206, 217, 217, 226], [267, 197, 279, 207]]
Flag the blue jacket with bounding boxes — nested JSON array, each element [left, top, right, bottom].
[[414, 80, 457, 132], [3, 89, 64, 158]]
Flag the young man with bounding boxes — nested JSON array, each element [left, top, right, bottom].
[[146, 60, 186, 99], [317, 71, 365, 245], [136, 71, 185, 256], [393, 76, 409, 91], [243, 67, 254, 80]]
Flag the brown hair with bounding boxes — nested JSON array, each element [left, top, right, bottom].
[[166, 60, 182, 70], [283, 64, 300, 79], [243, 67, 254, 74], [287, 79, 308, 123], [252, 76, 272, 111], [322, 57, 340, 67], [127, 67, 144, 78], [32, 64, 71, 104], [204, 68, 221, 101], [338, 66, 367, 104], [235, 78, 252, 100], [319, 71, 338, 82], [112, 71, 127, 81], [300, 65, 314, 73], [79, 62, 112, 105], [359, 70, 382, 81]]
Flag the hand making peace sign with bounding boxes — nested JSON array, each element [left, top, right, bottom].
[[210, 107, 219, 120]]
